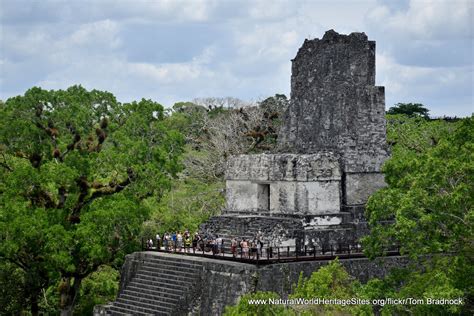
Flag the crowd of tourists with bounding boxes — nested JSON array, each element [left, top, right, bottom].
[[145, 230, 265, 258]]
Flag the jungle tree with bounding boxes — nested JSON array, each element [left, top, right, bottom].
[[0, 86, 184, 315], [363, 115, 473, 314]]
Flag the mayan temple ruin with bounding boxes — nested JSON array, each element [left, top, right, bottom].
[[96, 30, 404, 316], [202, 29, 389, 250]]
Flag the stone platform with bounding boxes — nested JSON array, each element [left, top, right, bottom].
[[200, 213, 365, 251], [94, 251, 409, 316]]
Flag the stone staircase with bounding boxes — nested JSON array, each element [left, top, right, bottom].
[[104, 254, 203, 315]]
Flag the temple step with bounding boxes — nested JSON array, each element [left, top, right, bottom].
[[103, 254, 203, 315]]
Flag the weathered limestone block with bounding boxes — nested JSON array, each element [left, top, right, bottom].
[[225, 154, 342, 215], [278, 30, 389, 173], [291, 29, 376, 89], [270, 181, 342, 215], [256, 256, 411, 295], [345, 172, 386, 205], [343, 148, 389, 173], [226, 180, 259, 211], [226, 153, 341, 181], [225, 153, 343, 214], [226, 179, 342, 215]]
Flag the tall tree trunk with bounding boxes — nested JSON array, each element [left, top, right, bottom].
[[59, 277, 82, 316]]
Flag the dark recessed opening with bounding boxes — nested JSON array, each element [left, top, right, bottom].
[[257, 183, 270, 211]]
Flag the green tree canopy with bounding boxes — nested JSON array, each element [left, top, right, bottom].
[[0, 86, 184, 315], [224, 260, 372, 316], [290, 260, 371, 315], [223, 291, 288, 316], [363, 115, 473, 314], [387, 103, 430, 118]]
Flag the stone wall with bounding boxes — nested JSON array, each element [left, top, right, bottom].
[[193, 258, 258, 316], [226, 180, 342, 215], [256, 256, 411, 294], [225, 153, 341, 182], [278, 30, 389, 173], [201, 213, 366, 249], [344, 172, 386, 205], [103, 252, 410, 316], [200, 215, 304, 247], [225, 153, 342, 215]]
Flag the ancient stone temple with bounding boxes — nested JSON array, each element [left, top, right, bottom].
[[202, 29, 389, 249], [96, 30, 398, 316]]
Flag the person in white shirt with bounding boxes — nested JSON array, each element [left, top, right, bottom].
[[177, 232, 183, 252], [216, 235, 223, 255]]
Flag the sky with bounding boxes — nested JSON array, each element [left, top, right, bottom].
[[0, 0, 473, 117]]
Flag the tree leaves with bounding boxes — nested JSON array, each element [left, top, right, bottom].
[[363, 115, 474, 314], [0, 86, 185, 314]]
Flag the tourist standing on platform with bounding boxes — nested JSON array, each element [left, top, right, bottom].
[[192, 233, 199, 251], [184, 233, 192, 252], [216, 235, 223, 255], [177, 231, 183, 252], [155, 233, 161, 250], [256, 239, 262, 258], [240, 239, 249, 258], [250, 240, 257, 259], [171, 232, 177, 251], [231, 237, 238, 257], [209, 237, 216, 254], [163, 232, 169, 250], [147, 238, 154, 249]]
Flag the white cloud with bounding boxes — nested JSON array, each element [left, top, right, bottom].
[[235, 25, 299, 62], [99, 0, 218, 23], [366, 0, 473, 40], [363, 0, 473, 115], [0, 0, 471, 116], [248, 0, 296, 20], [69, 20, 121, 48], [377, 52, 473, 116], [127, 60, 208, 84]]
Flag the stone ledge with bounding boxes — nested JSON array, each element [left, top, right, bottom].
[[226, 153, 341, 181]]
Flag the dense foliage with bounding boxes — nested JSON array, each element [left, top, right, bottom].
[[289, 260, 371, 315], [0, 86, 184, 315], [362, 115, 473, 314], [387, 103, 430, 118], [141, 178, 225, 237], [2, 87, 471, 316], [224, 291, 289, 316], [224, 260, 373, 315]]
